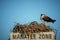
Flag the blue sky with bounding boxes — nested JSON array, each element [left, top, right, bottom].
[[0, 0, 60, 40]]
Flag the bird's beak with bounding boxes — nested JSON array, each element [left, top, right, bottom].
[[41, 14, 43, 16]]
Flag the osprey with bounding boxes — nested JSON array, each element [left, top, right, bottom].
[[40, 14, 56, 24]]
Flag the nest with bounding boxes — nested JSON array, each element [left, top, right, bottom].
[[12, 21, 53, 35]]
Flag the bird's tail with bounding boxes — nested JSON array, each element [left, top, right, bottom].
[[52, 20, 56, 23]]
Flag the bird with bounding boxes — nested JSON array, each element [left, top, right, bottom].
[[40, 14, 56, 24]]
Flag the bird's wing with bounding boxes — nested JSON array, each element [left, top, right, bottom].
[[42, 16, 52, 21]]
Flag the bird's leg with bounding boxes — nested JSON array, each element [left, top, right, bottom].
[[42, 20, 46, 25]]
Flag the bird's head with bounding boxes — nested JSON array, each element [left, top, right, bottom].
[[41, 14, 45, 18], [41, 14, 45, 16]]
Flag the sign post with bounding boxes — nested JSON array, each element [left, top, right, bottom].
[[10, 32, 56, 40]]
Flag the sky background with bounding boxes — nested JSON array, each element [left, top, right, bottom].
[[0, 0, 60, 40]]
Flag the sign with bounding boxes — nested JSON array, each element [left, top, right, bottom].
[[10, 32, 55, 40]]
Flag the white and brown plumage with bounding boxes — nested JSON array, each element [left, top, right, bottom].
[[40, 14, 56, 24]]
